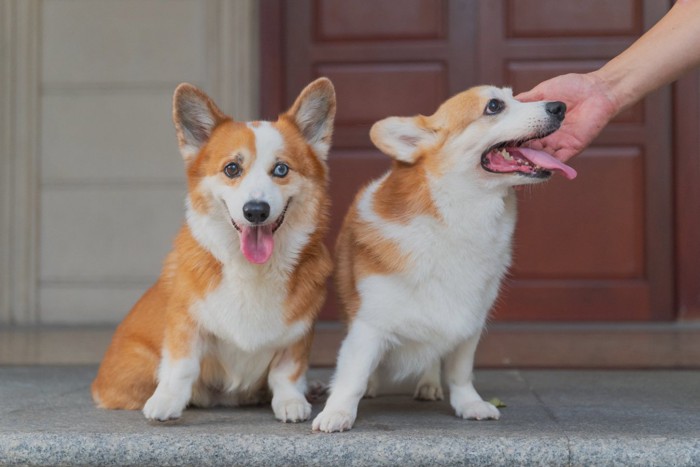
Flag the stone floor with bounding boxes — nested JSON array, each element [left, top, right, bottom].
[[1, 366, 699, 466]]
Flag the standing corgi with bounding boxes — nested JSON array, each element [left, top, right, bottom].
[[92, 78, 335, 423], [313, 85, 576, 432]]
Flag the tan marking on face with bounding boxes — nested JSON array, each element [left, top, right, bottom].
[[410, 87, 490, 177], [186, 121, 257, 213], [190, 121, 257, 179], [274, 116, 329, 183], [429, 86, 489, 135]]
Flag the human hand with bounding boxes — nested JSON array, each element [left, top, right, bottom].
[[516, 73, 619, 162]]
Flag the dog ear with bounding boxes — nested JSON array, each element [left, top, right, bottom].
[[370, 116, 436, 164], [173, 83, 227, 164], [287, 77, 336, 160]]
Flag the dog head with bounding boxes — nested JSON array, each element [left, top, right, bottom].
[[370, 85, 576, 188], [174, 78, 335, 264]]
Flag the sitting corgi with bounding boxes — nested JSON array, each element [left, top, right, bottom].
[[313, 85, 576, 432], [92, 78, 335, 422]]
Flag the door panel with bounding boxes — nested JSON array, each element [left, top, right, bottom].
[[512, 148, 645, 280], [315, 0, 446, 41], [506, 0, 643, 38], [261, 0, 674, 321], [316, 62, 448, 148]]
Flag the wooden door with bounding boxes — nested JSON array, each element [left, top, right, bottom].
[[261, 0, 674, 322]]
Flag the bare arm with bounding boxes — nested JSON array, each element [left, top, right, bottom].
[[518, 0, 700, 161]]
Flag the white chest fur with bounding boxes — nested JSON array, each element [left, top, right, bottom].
[[186, 204, 311, 354], [356, 175, 517, 354], [192, 263, 309, 353]]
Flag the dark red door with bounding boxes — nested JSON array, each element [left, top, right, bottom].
[[261, 0, 675, 322]]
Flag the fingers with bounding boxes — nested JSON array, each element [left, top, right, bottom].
[[523, 135, 578, 162], [515, 87, 544, 102]]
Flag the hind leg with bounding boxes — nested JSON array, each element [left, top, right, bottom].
[[92, 342, 160, 410], [414, 359, 444, 401]]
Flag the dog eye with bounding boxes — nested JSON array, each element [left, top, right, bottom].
[[223, 162, 242, 178], [485, 99, 505, 115], [272, 162, 289, 178]]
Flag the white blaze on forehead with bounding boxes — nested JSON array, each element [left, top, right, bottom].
[[239, 122, 285, 200], [248, 122, 285, 167]]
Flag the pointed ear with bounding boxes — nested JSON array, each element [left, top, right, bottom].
[[286, 77, 336, 160], [173, 83, 227, 164], [370, 116, 436, 164]]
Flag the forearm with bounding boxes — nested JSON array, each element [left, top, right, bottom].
[[592, 0, 700, 114]]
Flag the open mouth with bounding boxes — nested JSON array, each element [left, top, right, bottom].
[[232, 198, 291, 265], [480, 135, 577, 180]]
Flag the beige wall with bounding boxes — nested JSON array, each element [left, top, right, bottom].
[[1, 0, 259, 325]]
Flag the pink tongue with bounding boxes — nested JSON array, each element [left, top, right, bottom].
[[518, 147, 577, 180], [240, 225, 274, 264]]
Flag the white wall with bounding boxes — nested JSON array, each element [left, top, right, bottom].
[[1, 0, 259, 325]]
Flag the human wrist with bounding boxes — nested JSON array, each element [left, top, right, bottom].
[[587, 68, 626, 118]]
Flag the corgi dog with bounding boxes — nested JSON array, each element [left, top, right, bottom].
[[92, 78, 335, 423], [312, 85, 576, 432]]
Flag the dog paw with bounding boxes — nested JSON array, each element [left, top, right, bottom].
[[306, 381, 330, 403], [454, 400, 501, 420], [413, 382, 444, 401], [272, 397, 311, 423], [312, 409, 355, 433], [143, 392, 185, 421]]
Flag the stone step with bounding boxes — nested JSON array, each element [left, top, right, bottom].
[[1, 367, 698, 466]]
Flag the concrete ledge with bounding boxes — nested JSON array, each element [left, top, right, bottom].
[[1, 367, 699, 466]]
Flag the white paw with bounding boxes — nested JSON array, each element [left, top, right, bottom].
[[272, 397, 311, 423], [312, 408, 356, 433], [143, 391, 185, 421], [414, 382, 444, 401], [454, 400, 501, 420]]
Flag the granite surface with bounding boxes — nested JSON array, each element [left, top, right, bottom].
[[0, 367, 698, 466]]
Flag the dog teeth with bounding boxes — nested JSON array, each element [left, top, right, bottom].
[[499, 149, 513, 161]]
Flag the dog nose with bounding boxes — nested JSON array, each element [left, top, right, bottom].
[[242, 200, 270, 224], [545, 101, 566, 121]]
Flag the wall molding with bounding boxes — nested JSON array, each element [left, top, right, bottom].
[[1, 0, 41, 324], [0, 0, 13, 324], [0, 0, 259, 325], [206, 0, 260, 120]]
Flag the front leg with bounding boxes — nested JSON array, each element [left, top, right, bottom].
[[444, 332, 500, 420], [268, 333, 313, 423], [143, 314, 202, 421], [313, 320, 386, 433]]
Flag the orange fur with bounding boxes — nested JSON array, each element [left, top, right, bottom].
[[92, 80, 333, 415], [335, 193, 410, 321], [373, 160, 440, 224], [335, 87, 490, 324], [92, 226, 223, 408]]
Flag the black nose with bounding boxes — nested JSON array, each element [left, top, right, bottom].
[[545, 101, 566, 121], [242, 200, 270, 224]]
